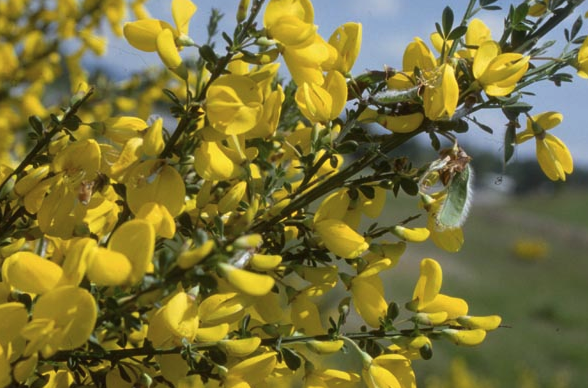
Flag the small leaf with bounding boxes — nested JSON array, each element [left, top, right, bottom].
[[118, 364, 132, 383], [399, 178, 419, 196], [441, 6, 454, 37], [199, 45, 218, 65], [512, 3, 529, 26], [435, 22, 444, 38], [281, 347, 302, 371], [470, 117, 493, 134], [162, 88, 182, 106], [504, 123, 516, 164], [570, 15, 583, 41], [358, 185, 375, 199], [447, 25, 468, 41], [387, 302, 399, 321], [28, 115, 44, 135], [420, 343, 433, 360]]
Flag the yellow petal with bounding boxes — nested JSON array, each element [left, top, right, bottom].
[[219, 337, 261, 357], [536, 134, 574, 181], [162, 291, 199, 340], [108, 219, 155, 284], [351, 276, 388, 328], [177, 240, 216, 269], [123, 19, 174, 52], [3, 252, 63, 294], [314, 219, 369, 259], [33, 286, 97, 351], [442, 328, 487, 346], [143, 117, 165, 156], [218, 263, 275, 296], [250, 254, 282, 271], [126, 160, 186, 216], [411, 258, 442, 309], [86, 247, 133, 286], [457, 315, 502, 331], [136, 202, 176, 239], [392, 225, 430, 242], [195, 323, 230, 342], [172, 0, 197, 36], [306, 339, 344, 355], [156, 29, 188, 79]]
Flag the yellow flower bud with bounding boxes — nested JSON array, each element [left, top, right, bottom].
[[306, 339, 344, 355], [392, 225, 430, 242], [250, 254, 282, 271], [218, 263, 275, 296], [177, 240, 215, 269], [143, 117, 165, 156], [457, 315, 502, 331], [219, 337, 261, 357], [442, 328, 487, 346], [218, 181, 247, 214]]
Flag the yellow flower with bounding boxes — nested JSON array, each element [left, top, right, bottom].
[[422, 63, 459, 120], [326, 22, 362, 74], [577, 35, 588, 78], [206, 74, 264, 135], [305, 367, 361, 387], [472, 41, 529, 96], [217, 262, 275, 296], [147, 290, 199, 347], [516, 112, 573, 181], [362, 353, 416, 388], [125, 160, 186, 217], [194, 141, 245, 181], [223, 351, 277, 387], [3, 252, 62, 294], [456, 18, 492, 59], [123, 0, 196, 78], [22, 286, 96, 358], [282, 34, 337, 86], [295, 70, 347, 123], [263, 0, 316, 47], [314, 219, 369, 259], [291, 294, 324, 335], [407, 258, 468, 320], [350, 275, 388, 328]]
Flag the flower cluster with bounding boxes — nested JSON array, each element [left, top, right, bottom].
[[0, 0, 584, 387]]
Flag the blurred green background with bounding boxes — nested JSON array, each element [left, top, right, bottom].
[[380, 150, 588, 388]]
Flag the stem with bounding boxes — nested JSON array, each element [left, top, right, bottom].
[[46, 327, 436, 363], [251, 129, 423, 233], [513, 0, 585, 54], [159, 0, 267, 159], [0, 87, 95, 194]]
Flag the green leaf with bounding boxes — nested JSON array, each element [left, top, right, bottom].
[[441, 6, 454, 37], [512, 3, 529, 26], [162, 88, 182, 106], [436, 165, 473, 229], [447, 25, 468, 41], [470, 117, 493, 134], [199, 45, 218, 65], [571, 15, 583, 41], [504, 123, 516, 164], [28, 115, 44, 135], [399, 178, 419, 196], [420, 343, 433, 360], [281, 347, 302, 371], [387, 302, 400, 321], [359, 185, 375, 199]]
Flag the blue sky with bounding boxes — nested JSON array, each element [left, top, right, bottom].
[[90, 0, 588, 166]]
